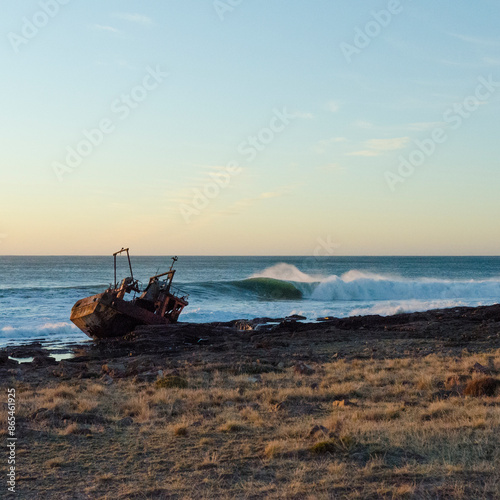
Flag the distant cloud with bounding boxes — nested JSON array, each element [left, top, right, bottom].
[[113, 13, 154, 25], [345, 150, 380, 157], [327, 101, 340, 112], [483, 56, 500, 66], [260, 191, 282, 199], [96, 59, 138, 70], [366, 137, 410, 151], [347, 137, 410, 157], [92, 24, 121, 34], [439, 59, 485, 69], [317, 163, 344, 173], [166, 165, 242, 208], [354, 120, 373, 129], [218, 185, 295, 216], [291, 111, 314, 119], [261, 184, 295, 198], [447, 32, 500, 46], [407, 122, 444, 131], [314, 137, 347, 153]]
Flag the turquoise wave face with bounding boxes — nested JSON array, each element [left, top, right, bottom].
[[230, 278, 303, 300]]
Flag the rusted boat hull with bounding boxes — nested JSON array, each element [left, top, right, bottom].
[[70, 292, 171, 340], [70, 250, 189, 340]]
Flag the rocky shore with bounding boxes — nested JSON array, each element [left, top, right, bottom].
[[2, 304, 500, 499], [2, 304, 500, 380]]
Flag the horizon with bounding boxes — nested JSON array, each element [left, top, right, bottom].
[[2, 254, 500, 258]]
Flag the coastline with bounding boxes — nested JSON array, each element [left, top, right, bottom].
[[3, 302, 500, 361], [2, 303, 500, 498]]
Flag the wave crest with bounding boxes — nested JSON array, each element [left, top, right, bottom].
[[232, 278, 302, 300], [1, 322, 79, 339], [248, 264, 500, 302]]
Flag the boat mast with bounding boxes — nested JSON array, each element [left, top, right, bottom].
[[113, 248, 134, 287], [169, 256, 178, 271]]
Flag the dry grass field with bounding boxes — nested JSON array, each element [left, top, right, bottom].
[[4, 345, 500, 499]]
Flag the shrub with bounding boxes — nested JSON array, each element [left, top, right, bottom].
[[218, 421, 244, 433], [309, 435, 355, 454], [173, 424, 187, 436], [155, 376, 188, 389], [464, 377, 500, 397]]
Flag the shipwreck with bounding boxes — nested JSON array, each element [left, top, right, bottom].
[[70, 248, 189, 340]]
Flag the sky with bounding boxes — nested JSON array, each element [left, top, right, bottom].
[[1, 0, 499, 256]]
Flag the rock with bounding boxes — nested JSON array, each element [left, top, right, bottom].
[[117, 416, 134, 427], [125, 356, 156, 376], [31, 355, 57, 367], [294, 362, 315, 376], [0, 368, 13, 379], [254, 324, 277, 332], [471, 362, 492, 375], [62, 412, 108, 425], [7, 343, 44, 358], [102, 362, 126, 378], [52, 361, 83, 379], [136, 371, 161, 383], [310, 383, 319, 391], [246, 375, 261, 384], [277, 362, 285, 370], [29, 408, 50, 421], [307, 424, 329, 438], [235, 320, 253, 331], [0, 353, 18, 367], [79, 365, 101, 379], [251, 317, 282, 325], [100, 374, 114, 385], [286, 314, 307, 321]]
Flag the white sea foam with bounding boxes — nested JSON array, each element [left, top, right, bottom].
[[251, 263, 322, 283], [252, 264, 500, 302], [347, 299, 483, 317], [0, 322, 79, 339]]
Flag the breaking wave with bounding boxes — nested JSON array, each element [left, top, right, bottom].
[[230, 277, 303, 300], [0, 322, 81, 342], [0, 283, 107, 293], [231, 264, 500, 302]]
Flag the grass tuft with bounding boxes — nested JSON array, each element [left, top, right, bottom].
[[45, 457, 64, 468], [155, 376, 188, 389], [464, 377, 500, 397], [218, 420, 245, 433], [309, 435, 356, 454], [173, 424, 188, 436]]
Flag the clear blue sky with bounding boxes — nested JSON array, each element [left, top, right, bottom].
[[1, 0, 499, 255]]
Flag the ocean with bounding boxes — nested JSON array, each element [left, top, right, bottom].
[[1, 256, 500, 346]]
